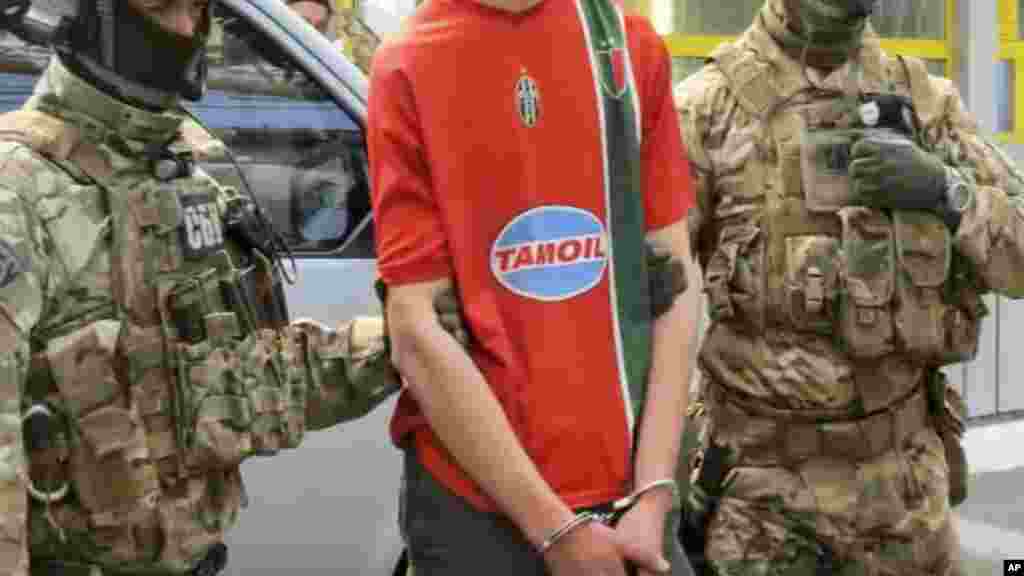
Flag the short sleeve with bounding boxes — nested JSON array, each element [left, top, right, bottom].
[[628, 16, 695, 231], [367, 50, 453, 285]]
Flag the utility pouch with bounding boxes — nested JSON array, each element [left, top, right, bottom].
[[801, 128, 860, 213], [927, 370, 968, 507], [939, 255, 987, 364], [167, 269, 230, 343], [836, 206, 896, 358], [893, 211, 951, 362], [176, 329, 307, 469], [45, 320, 161, 523], [782, 234, 840, 334]]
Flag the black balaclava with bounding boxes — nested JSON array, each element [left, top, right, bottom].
[[59, 0, 211, 107]]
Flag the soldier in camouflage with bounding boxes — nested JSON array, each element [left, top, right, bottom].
[[0, 0, 464, 574], [332, 3, 378, 75], [674, 0, 1024, 574]]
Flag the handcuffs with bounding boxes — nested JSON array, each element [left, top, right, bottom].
[[538, 478, 678, 554]]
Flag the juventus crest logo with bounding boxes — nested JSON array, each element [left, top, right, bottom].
[[516, 70, 541, 128]]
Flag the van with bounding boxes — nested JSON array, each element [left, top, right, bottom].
[[1, 1, 401, 573]]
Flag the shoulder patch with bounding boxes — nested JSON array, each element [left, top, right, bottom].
[[0, 239, 24, 289]]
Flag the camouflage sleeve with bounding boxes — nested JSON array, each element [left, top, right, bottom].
[[674, 65, 743, 271], [923, 76, 1024, 297], [288, 315, 399, 430], [0, 145, 54, 576], [288, 287, 468, 430]]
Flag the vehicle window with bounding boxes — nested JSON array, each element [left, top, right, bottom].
[[195, 3, 372, 257], [0, 9, 373, 258], [0, 33, 49, 113]]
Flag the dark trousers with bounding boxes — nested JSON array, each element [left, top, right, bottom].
[[398, 447, 694, 576]]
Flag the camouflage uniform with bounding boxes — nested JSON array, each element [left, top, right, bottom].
[[0, 57, 403, 575], [674, 1, 1024, 574], [334, 8, 379, 75]]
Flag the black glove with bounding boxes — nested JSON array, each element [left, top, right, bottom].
[[849, 133, 948, 213]]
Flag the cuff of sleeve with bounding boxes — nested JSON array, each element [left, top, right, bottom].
[[377, 258, 453, 287]]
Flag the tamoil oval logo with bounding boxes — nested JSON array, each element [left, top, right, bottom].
[[491, 206, 608, 301]]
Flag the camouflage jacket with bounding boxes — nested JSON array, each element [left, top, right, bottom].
[[675, 15, 1024, 419], [0, 58, 398, 575]]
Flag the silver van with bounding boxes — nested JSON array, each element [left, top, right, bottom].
[[1, 1, 401, 572]]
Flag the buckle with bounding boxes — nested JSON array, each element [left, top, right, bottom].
[[805, 267, 824, 314], [22, 404, 68, 504]]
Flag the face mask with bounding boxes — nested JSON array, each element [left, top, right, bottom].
[[111, 0, 209, 99], [794, 0, 874, 46], [762, 0, 875, 69]]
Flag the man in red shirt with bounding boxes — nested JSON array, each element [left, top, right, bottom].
[[368, 0, 701, 574]]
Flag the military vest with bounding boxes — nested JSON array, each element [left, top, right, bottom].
[[703, 45, 987, 367], [1, 108, 309, 573]]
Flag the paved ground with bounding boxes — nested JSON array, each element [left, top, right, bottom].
[[219, 407, 1024, 575]]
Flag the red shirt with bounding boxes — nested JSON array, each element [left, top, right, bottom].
[[368, 0, 694, 511]]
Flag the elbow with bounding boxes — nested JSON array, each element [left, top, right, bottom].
[[386, 302, 445, 399]]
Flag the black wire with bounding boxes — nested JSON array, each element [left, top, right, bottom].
[[181, 105, 298, 284]]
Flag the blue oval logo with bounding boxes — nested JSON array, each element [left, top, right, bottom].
[[491, 206, 608, 301]]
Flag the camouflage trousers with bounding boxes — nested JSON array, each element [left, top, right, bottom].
[[703, 427, 963, 576]]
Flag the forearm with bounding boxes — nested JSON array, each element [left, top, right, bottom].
[[632, 257, 702, 496], [392, 319, 573, 549]]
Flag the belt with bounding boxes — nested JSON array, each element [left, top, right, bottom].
[[714, 387, 932, 466], [31, 543, 227, 576]]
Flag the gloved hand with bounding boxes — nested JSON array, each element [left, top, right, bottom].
[[849, 133, 948, 213], [433, 287, 471, 347]]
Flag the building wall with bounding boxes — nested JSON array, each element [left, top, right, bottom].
[[955, 0, 1024, 422]]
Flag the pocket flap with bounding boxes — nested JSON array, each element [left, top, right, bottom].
[[894, 211, 950, 288], [47, 320, 122, 416], [838, 207, 894, 306], [199, 395, 252, 429], [78, 405, 140, 458]]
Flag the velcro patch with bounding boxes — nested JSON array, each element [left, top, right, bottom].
[[179, 192, 225, 260]]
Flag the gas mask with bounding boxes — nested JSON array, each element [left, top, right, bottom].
[[1, 0, 212, 104]]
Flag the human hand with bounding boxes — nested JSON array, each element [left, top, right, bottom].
[[542, 507, 672, 576], [849, 133, 947, 212], [614, 492, 673, 576], [433, 287, 471, 347], [542, 520, 630, 576]]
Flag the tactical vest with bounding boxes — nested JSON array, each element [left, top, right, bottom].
[[703, 45, 987, 368], [2, 108, 309, 573]]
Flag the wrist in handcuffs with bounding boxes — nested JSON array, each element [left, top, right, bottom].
[[536, 479, 678, 555]]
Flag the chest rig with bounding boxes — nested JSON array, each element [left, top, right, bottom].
[[4, 108, 307, 573], [703, 44, 987, 368]]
